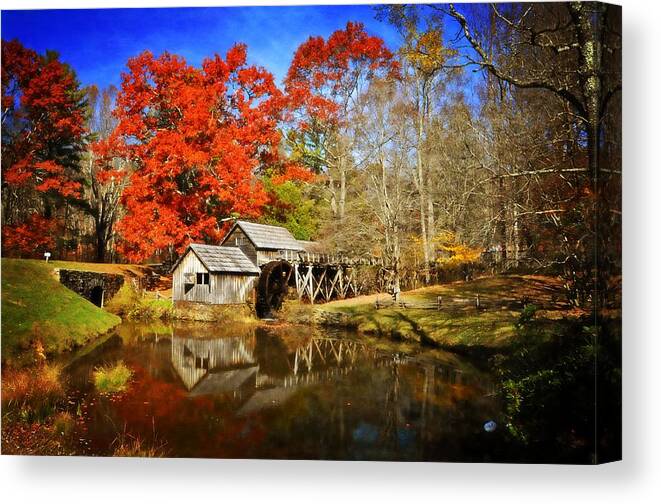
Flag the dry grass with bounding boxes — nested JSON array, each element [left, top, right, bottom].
[[111, 433, 167, 457], [49, 260, 149, 277], [1, 363, 66, 424], [2, 364, 64, 409]]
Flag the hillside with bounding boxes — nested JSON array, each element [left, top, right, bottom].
[[1, 259, 121, 365]]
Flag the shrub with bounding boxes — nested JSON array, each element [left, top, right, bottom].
[[515, 304, 539, 328], [490, 316, 620, 463]]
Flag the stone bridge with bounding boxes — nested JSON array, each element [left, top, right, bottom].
[[57, 269, 124, 307]]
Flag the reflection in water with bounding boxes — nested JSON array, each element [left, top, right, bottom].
[[64, 322, 501, 461], [171, 333, 257, 393]]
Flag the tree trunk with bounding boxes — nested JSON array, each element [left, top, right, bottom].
[[416, 91, 430, 283], [339, 156, 346, 221], [573, 1, 606, 311], [95, 222, 107, 263], [498, 176, 508, 267], [427, 187, 435, 265]]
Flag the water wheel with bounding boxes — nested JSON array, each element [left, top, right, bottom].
[[256, 260, 293, 318]]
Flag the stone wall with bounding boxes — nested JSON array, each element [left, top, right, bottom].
[[58, 269, 124, 307]]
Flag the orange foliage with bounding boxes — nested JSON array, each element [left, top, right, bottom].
[[285, 21, 399, 128], [112, 46, 310, 261], [1, 213, 57, 257], [1, 40, 84, 199]]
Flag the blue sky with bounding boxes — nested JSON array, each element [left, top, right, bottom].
[[1, 5, 401, 90]]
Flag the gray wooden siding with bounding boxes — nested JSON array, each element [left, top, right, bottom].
[[223, 228, 258, 265], [211, 274, 258, 304], [257, 249, 284, 266], [172, 249, 257, 304]]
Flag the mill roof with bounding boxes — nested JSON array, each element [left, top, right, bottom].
[[171, 244, 261, 275], [223, 220, 304, 251]]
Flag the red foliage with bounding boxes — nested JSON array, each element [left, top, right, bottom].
[[90, 134, 129, 185], [1, 213, 57, 257], [112, 46, 306, 261], [285, 21, 399, 127], [1, 39, 85, 198], [271, 163, 318, 185]]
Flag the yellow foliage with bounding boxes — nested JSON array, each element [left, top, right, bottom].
[[432, 231, 482, 266], [403, 28, 458, 76]]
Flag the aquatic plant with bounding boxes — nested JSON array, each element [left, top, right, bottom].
[[93, 361, 133, 393]]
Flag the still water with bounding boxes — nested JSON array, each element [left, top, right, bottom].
[[63, 322, 504, 461]]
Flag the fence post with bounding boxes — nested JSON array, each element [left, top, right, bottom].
[[437, 296, 442, 311]]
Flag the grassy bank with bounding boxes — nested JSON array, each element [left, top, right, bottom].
[[283, 275, 580, 354], [283, 274, 621, 462], [1, 259, 121, 365], [105, 282, 174, 320]]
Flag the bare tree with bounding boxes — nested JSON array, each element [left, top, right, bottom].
[[353, 79, 416, 297], [84, 85, 129, 262]]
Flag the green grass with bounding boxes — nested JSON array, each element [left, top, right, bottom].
[[1, 258, 121, 364], [287, 275, 575, 352], [104, 282, 173, 321], [93, 361, 133, 393]]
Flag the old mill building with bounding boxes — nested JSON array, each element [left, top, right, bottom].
[[171, 220, 305, 305]]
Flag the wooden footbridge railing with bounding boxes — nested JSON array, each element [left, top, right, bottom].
[[277, 250, 381, 304]]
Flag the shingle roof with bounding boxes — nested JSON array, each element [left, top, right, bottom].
[[189, 366, 259, 397], [297, 240, 324, 253], [173, 244, 260, 275], [227, 220, 304, 251]]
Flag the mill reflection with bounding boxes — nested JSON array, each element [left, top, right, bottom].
[[71, 322, 500, 460], [171, 332, 258, 394], [163, 324, 488, 426], [168, 326, 373, 413]]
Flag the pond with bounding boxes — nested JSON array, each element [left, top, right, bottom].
[[61, 321, 506, 461]]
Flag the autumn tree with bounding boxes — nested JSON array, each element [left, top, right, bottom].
[[285, 22, 398, 222], [83, 85, 130, 262], [377, 6, 461, 282], [112, 45, 300, 261], [1, 39, 88, 257]]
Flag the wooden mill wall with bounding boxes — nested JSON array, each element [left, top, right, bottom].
[[256, 249, 285, 266], [172, 250, 257, 304], [211, 274, 258, 304], [223, 228, 258, 265]]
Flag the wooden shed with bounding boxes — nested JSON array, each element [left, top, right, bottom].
[[171, 244, 261, 304], [221, 220, 304, 266]]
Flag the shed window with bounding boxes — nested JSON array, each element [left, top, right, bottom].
[[196, 272, 210, 285], [184, 273, 195, 294], [235, 236, 245, 246]]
